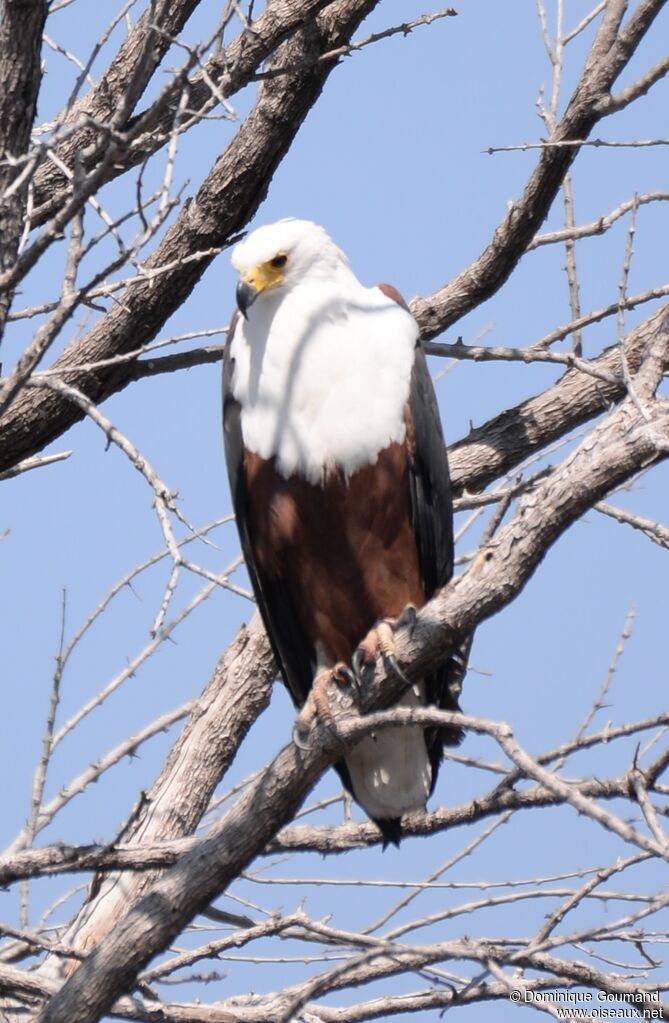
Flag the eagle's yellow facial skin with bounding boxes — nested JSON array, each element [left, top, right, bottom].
[[241, 257, 286, 294]]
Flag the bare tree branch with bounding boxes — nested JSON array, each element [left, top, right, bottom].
[[0, 0, 379, 469], [411, 0, 668, 339], [33, 0, 208, 213], [529, 189, 669, 249], [37, 614, 275, 983], [446, 303, 669, 493], [0, 0, 48, 334], [4, 701, 669, 880], [597, 500, 669, 550], [30, 0, 346, 226]]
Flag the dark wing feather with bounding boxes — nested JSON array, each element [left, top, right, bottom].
[[407, 340, 465, 780], [407, 341, 465, 782], [407, 343, 454, 594], [223, 316, 316, 706]]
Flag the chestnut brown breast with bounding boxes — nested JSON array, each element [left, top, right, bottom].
[[243, 438, 425, 666]]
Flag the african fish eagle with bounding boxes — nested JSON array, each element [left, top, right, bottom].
[[223, 219, 462, 843]]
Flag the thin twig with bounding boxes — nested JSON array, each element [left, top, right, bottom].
[[0, 450, 72, 481]]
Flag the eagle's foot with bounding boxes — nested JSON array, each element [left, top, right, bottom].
[[292, 662, 355, 749], [353, 605, 417, 689]]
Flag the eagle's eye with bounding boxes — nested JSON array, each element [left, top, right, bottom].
[[270, 254, 288, 269]]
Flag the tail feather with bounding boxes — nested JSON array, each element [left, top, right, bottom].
[[375, 816, 403, 848]]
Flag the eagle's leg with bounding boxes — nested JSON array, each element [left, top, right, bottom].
[[352, 605, 417, 689], [293, 662, 356, 749]]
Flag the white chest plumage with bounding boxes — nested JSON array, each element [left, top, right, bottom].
[[229, 274, 418, 484]]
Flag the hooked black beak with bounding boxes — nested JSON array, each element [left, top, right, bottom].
[[236, 279, 258, 319]]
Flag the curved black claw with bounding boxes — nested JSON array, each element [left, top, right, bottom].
[[334, 664, 356, 686], [351, 648, 370, 689], [398, 604, 418, 635], [293, 714, 345, 752], [383, 651, 412, 688], [292, 723, 312, 751], [336, 664, 362, 700]]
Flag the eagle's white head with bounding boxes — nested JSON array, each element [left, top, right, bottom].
[[231, 219, 350, 317], [227, 216, 417, 483]]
